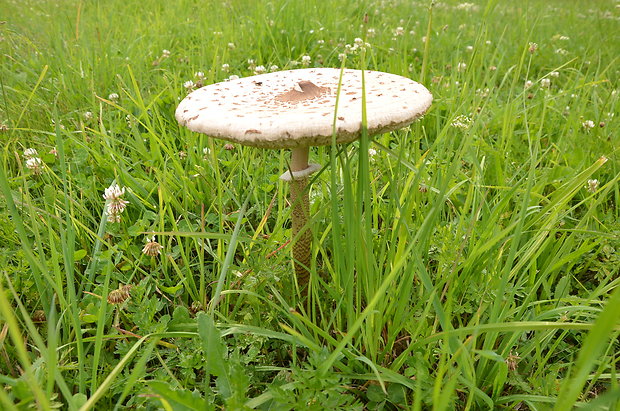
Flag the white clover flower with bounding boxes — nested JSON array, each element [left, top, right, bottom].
[[26, 157, 43, 174], [228, 42, 235, 49], [162, 49, 171, 58], [486, 40, 492, 45], [368, 148, 377, 157], [541, 78, 551, 88], [301, 55, 311, 66], [108, 93, 119, 101], [457, 62, 467, 72], [221, 63, 230, 72], [550, 71, 559, 78], [555, 48, 568, 55], [338, 53, 346, 61], [394, 26, 404, 36], [582, 120, 595, 129], [528, 42, 538, 53], [254, 65, 266, 74], [524, 80, 533, 89], [455, 2, 477, 11], [23, 148, 39, 159], [228, 74, 239, 81], [466, 45, 474, 51], [195, 71, 205, 79], [586, 179, 599, 193], [183, 80, 195, 90], [103, 184, 126, 202], [269, 65, 279, 72], [83, 111, 93, 121], [203, 147, 211, 156], [367, 28, 376, 37], [103, 183, 129, 223], [476, 88, 490, 97], [354, 37, 364, 46], [451, 115, 472, 129]]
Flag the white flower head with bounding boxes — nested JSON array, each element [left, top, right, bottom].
[[23, 148, 39, 159], [83, 111, 93, 121], [451, 115, 472, 129], [541, 78, 551, 88], [269, 65, 279, 72], [301, 55, 311, 66], [586, 179, 599, 193], [162, 49, 171, 58], [26, 157, 43, 174], [183, 80, 195, 90], [221, 63, 230, 72], [582, 120, 595, 130], [524, 80, 533, 89], [195, 71, 205, 79], [457, 62, 467, 72], [103, 183, 129, 223], [254, 65, 266, 74], [108, 93, 119, 101]]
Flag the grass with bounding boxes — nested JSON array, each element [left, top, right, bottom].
[[0, 0, 619, 409]]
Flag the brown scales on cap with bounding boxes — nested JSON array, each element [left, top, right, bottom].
[[275, 81, 330, 103]]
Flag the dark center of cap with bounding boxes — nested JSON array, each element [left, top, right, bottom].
[[275, 80, 330, 103]]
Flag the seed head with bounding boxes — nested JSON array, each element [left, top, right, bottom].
[[142, 236, 163, 256], [107, 284, 133, 304]]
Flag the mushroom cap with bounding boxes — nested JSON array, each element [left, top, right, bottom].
[[176, 68, 432, 149]]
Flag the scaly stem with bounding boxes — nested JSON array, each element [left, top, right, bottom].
[[289, 147, 311, 291]]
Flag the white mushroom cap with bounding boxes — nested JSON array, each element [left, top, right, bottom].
[[176, 68, 432, 149]]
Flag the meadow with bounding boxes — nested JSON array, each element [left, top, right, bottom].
[[0, 0, 619, 409]]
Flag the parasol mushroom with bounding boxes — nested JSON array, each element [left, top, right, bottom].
[[175, 68, 432, 291]]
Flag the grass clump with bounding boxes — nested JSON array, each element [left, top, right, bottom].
[[0, 0, 618, 409]]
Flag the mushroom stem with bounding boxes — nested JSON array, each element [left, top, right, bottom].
[[289, 146, 312, 290]]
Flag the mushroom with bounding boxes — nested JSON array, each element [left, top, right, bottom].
[[175, 68, 432, 291]]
